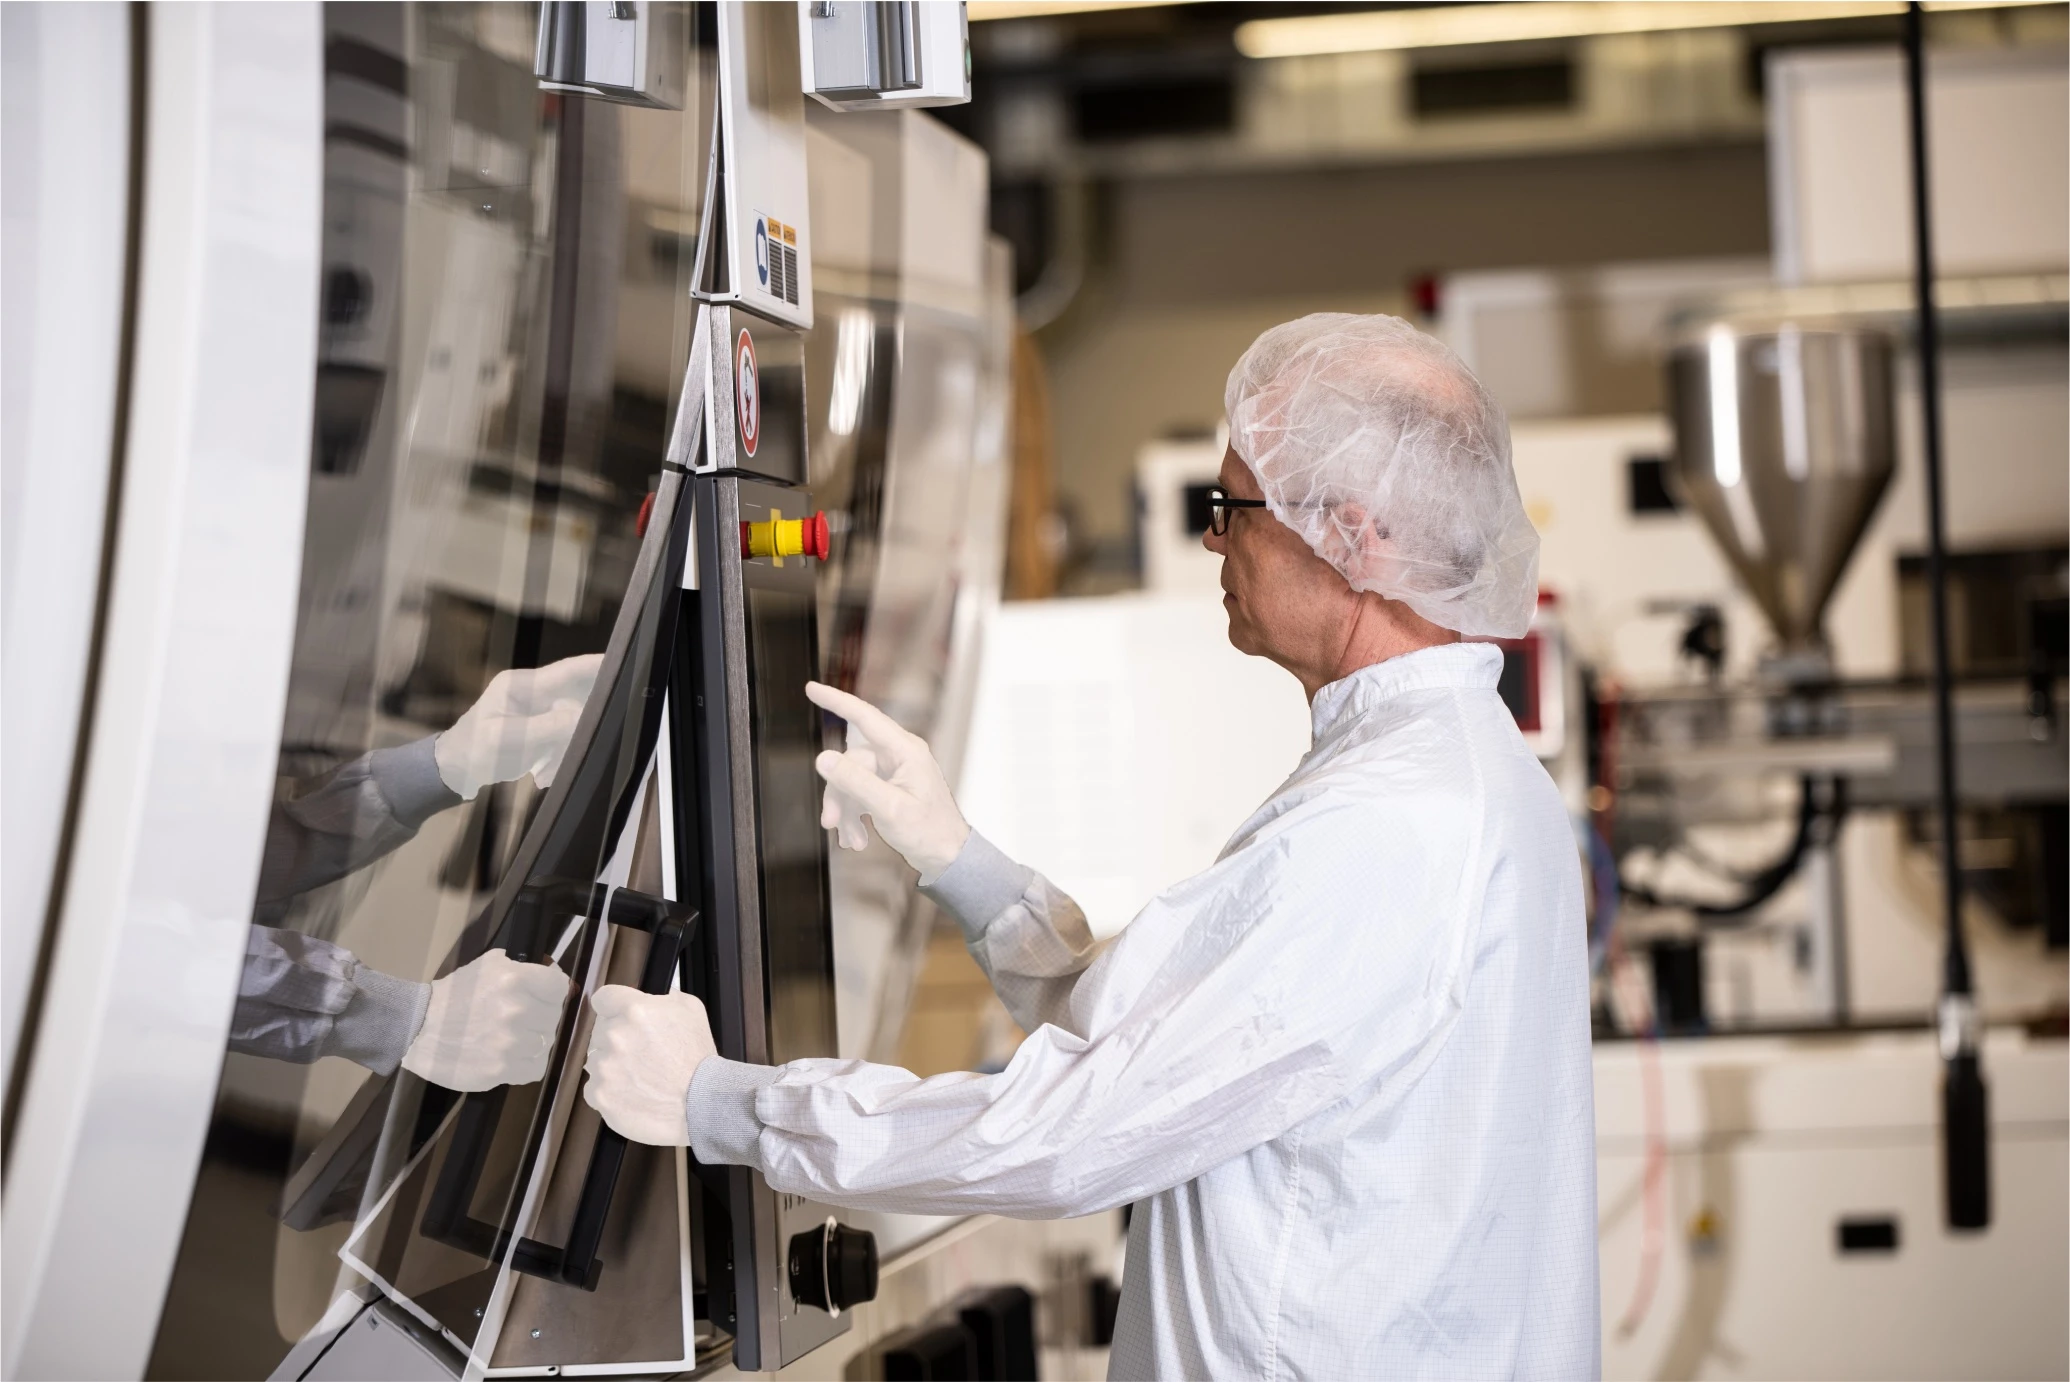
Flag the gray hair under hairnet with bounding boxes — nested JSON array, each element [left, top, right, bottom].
[[1224, 312, 1540, 639]]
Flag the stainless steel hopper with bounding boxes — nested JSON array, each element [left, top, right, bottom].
[[1667, 324, 1897, 665]]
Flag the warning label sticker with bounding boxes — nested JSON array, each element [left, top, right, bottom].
[[755, 212, 801, 308], [735, 328, 759, 457]]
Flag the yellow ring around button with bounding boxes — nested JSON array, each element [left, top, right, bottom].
[[745, 514, 805, 563]]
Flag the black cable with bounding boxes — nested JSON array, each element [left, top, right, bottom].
[[1906, 0, 1989, 1232], [1619, 776, 1833, 925], [1667, 836, 1767, 887], [1906, 4, 1969, 1006]]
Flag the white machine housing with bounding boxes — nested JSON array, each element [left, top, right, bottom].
[[534, 1, 690, 111], [1134, 433, 1226, 598], [800, 1, 971, 112], [713, 2, 816, 330]]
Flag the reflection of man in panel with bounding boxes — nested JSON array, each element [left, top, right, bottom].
[[231, 657, 594, 1092], [585, 316, 1597, 1380]]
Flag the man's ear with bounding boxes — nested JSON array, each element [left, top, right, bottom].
[[1323, 502, 1388, 585]]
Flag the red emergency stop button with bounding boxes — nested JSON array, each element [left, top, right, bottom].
[[802, 510, 830, 559]]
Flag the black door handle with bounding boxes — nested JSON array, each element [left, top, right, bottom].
[[420, 881, 698, 1290]]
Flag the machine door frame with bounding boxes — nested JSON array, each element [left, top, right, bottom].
[[0, 6, 325, 1379], [687, 463, 852, 1371]]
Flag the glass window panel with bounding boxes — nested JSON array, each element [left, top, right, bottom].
[[748, 586, 839, 1065], [147, 5, 712, 1376]]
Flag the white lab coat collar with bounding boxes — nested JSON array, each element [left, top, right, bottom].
[[1309, 640, 1504, 743]]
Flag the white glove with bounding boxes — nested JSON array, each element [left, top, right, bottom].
[[402, 948, 572, 1093], [434, 654, 604, 800], [823, 721, 879, 853], [804, 681, 970, 883], [582, 987, 716, 1147]]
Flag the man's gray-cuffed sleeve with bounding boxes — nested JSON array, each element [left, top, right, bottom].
[[229, 927, 430, 1074], [687, 1056, 784, 1168], [367, 736, 462, 828], [922, 831, 1101, 1039], [325, 964, 432, 1073], [232, 740, 452, 1071], [919, 831, 1035, 939], [254, 736, 462, 916]]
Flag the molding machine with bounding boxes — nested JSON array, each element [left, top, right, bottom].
[[1598, 314, 2064, 1036], [3, 4, 1041, 1379], [277, 6, 992, 1376]]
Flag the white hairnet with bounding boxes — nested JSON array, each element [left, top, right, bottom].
[[1224, 313, 1540, 638]]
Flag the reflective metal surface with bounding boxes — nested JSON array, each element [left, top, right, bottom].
[[800, 110, 1012, 1067], [1667, 325, 1897, 659], [482, 786, 696, 1371], [146, 5, 714, 1376], [686, 469, 851, 1371], [702, 304, 810, 484], [132, 14, 1002, 1379]]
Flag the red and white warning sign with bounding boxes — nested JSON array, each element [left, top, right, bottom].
[[735, 327, 760, 457]]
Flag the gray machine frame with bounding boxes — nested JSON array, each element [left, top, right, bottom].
[[682, 459, 854, 1370]]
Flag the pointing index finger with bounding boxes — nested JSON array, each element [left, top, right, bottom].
[[816, 750, 903, 818], [805, 681, 915, 757]]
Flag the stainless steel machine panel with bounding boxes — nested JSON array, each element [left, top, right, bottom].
[[701, 302, 810, 484], [1667, 325, 1896, 662], [143, 8, 720, 1375], [686, 470, 856, 1370], [127, 5, 981, 1375]]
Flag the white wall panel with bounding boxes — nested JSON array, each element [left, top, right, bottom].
[[1771, 48, 2070, 285]]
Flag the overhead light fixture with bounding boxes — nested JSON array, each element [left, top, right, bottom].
[[970, 0, 1194, 20], [1235, 1, 2056, 59]]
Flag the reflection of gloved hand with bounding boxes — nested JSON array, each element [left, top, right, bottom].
[[435, 654, 604, 801], [804, 681, 970, 883], [402, 949, 571, 1092], [582, 987, 716, 1146], [822, 721, 879, 853]]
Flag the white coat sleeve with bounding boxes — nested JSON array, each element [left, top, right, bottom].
[[687, 793, 1486, 1220], [918, 831, 1102, 1038]]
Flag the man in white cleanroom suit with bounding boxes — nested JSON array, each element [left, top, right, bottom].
[[585, 314, 1599, 1379]]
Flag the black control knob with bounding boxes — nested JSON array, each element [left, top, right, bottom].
[[789, 1219, 878, 1314]]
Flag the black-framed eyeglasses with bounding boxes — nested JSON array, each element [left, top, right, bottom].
[[1205, 484, 1268, 536]]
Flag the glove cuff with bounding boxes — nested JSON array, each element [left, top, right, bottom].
[[919, 830, 1034, 940], [687, 1056, 781, 1168], [372, 736, 466, 825], [329, 965, 433, 1075]]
